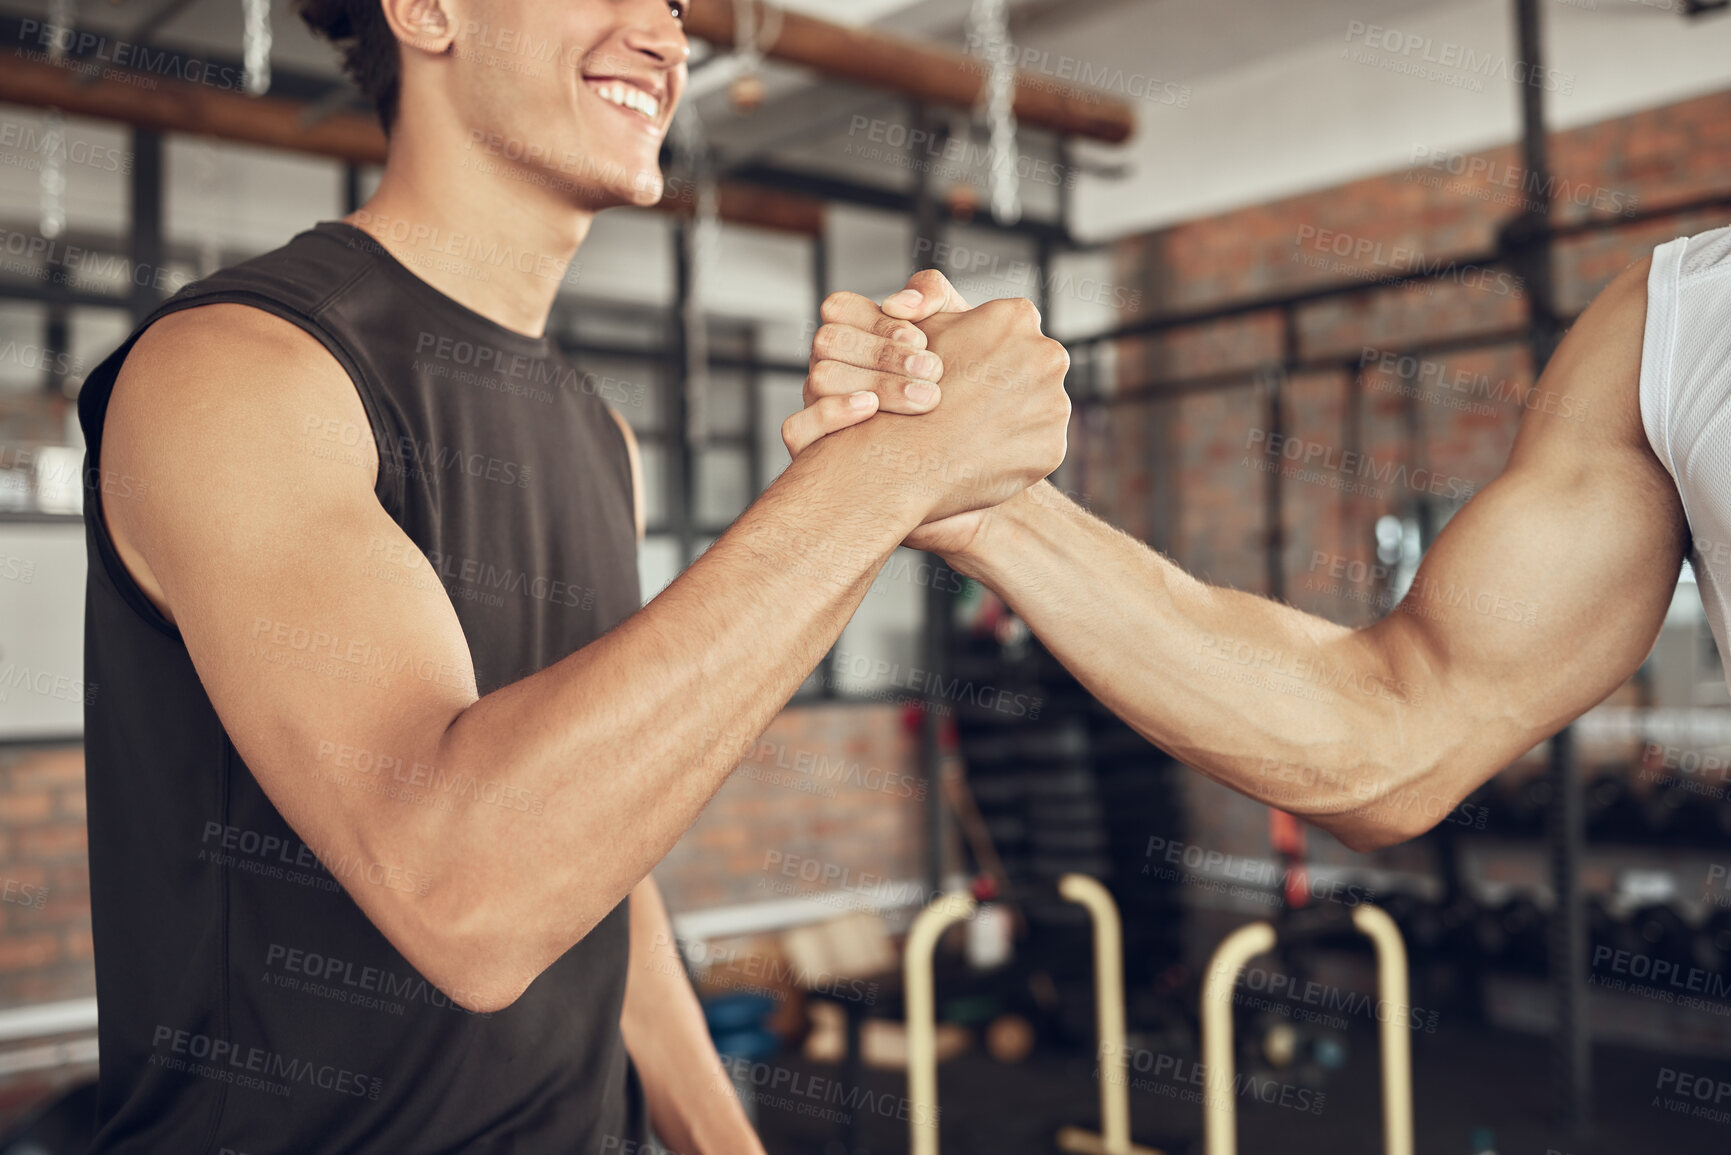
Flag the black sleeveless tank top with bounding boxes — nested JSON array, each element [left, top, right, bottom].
[[76, 222, 647, 1154]]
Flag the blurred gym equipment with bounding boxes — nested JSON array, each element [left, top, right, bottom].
[[905, 891, 977, 1155], [1054, 873, 1162, 1155], [1201, 905, 1414, 1155]]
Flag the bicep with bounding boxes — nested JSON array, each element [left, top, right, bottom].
[[104, 307, 479, 953], [1376, 448, 1682, 755], [1368, 257, 1686, 774]]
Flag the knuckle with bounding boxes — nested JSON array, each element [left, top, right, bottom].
[[809, 360, 838, 392], [873, 314, 911, 342], [819, 293, 851, 323], [1044, 340, 1071, 375], [883, 372, 917, 398]]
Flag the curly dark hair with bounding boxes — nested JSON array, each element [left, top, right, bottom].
[[293, 0, 402, 133]]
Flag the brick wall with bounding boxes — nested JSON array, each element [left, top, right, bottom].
[[1099, 87, 1731, 866], [653, 702, 927, 914], [0, 746, 90, 1006], [0, 746, 96, 1130]]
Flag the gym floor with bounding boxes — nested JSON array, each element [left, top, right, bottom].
[[751, 1025, 1731, 1154]]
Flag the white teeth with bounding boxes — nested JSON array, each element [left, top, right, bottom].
[[593, 81, 659, 121]]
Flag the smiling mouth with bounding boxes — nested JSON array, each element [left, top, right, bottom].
[[586, 79, 663, 124]]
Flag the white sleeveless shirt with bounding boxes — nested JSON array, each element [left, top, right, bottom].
[[1640, 224, 1731, 689]]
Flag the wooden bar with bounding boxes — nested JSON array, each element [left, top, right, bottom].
[[684, 0, 1136, 144]]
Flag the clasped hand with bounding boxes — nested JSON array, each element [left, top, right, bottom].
[[784, 270, 1071, 557]]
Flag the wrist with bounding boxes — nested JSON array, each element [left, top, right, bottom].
[[948, 482, 1050, 580], [797, 425, 934, 535]]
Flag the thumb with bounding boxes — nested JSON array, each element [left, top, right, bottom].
[[881, 268, 972, 322]]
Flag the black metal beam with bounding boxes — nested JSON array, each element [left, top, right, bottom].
[[743, 326, 764, 545], [1510, 0, 1589, 1136], [1547, 721, 1589, 1133], [1071, 324, 1540, 408], [669, 218, 698, 566], [344, 164, 366, 216], [1081, 246, 1508, 349], [0, 279, 130, 312], [127, 127, 164, 323], [550, 337, 806, 380], [1261, 355, 1288, 601], [1066, 182, 1731, 406], [1077, 190, 1731, 353], [0, 15, 359, 107], [1056, 137, 1076, 239], [913, 101, 950, 913], [810, 227, 841, 702], [1512, 3, 1560, 371], [43, 292, 68, 394], [725, 160, 1073, 246], [125, 0, 204, 47]]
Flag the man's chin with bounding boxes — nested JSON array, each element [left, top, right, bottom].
[[623, 169, 666, 208], [572, 170, 665, 213]]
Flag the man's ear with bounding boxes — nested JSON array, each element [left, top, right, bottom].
[[380, 0, 457, 56]]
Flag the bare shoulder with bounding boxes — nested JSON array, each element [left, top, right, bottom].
[[1508, 254, 1685, 548], [110, 304, 372, 454], [102, 303, 381, 620], [1515, 256, 1652, 459]]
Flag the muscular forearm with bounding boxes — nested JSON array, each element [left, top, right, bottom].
[[388, 436, 923, 1008], [622, 879, 763, 1155], [791, 258, 1676, 859], [956, 484, 1470, 851]]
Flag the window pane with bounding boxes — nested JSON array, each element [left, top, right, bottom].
[[694, 448, 751, 528], [703, 366, 750, 439], [758, 372, 805, 489], [66, 307, 131, 397], [638, 441, 669, 529], [579, 355, 661, 434], [638, 534, 682, 605], [0, 303, 48, 393]]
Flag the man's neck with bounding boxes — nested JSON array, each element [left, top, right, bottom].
[[347, 124, 596, 340]]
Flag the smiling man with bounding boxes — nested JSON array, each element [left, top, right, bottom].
[[73, 1, 1072, 1152]]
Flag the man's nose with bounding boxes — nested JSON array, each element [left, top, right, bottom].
[[621, 0, 690, 69]]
